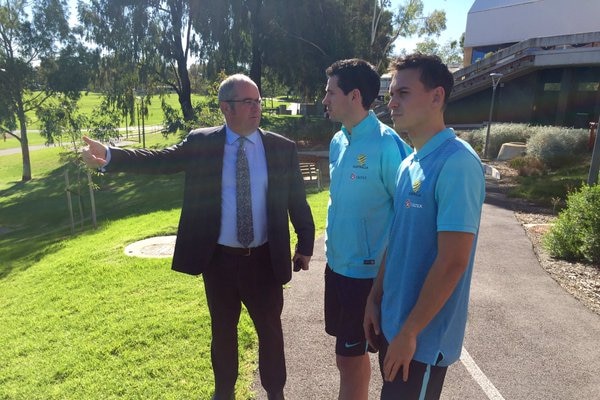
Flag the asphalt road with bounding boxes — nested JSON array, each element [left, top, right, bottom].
[[252, 193, 600, 399]]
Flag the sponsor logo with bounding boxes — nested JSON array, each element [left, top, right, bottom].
[[344, 341, 361, 349], [404, 199, 423, 209], [350, 173, 367, 180], [363, 259, 375, 265]]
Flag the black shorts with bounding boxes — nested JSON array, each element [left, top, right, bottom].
[[324, 264, 374, 357], [378, 337, 448, 400]]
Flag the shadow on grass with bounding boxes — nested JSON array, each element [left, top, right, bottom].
[[0, 163, 184, 279]]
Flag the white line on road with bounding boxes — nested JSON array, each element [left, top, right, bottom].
[[460, 347, 506, 400]]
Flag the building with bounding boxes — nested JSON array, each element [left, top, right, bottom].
[[446, 0, 600, 128]]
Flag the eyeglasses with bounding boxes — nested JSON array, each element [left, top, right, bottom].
[[225, 98, 262, 107]]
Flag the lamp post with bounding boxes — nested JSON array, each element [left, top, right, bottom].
[[135, 89, 146, 148], [484, 72, 504, 159]]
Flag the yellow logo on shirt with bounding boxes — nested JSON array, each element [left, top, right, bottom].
[[412, 180, 422, 193], [357, 154, 367, 166]]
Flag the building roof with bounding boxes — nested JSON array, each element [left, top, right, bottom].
[[464, 0, 600, 48]]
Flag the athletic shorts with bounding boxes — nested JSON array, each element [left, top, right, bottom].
[[378, 337, 448, 400], [324, 264, 374, 357]]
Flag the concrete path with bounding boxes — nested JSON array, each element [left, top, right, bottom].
[[252, 193, 600, 399]]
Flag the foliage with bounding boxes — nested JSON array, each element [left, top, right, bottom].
[[261, 115, 339, 147], [544, 184, 600, 263], [460, 123, 534, 158], [78, 0, 201, 121], [508, 159, 590, 207], [508, 156, 547, 177], [526, 126, 589, 169], [414, 34, 464, 66], [0, 0, 93, 181]]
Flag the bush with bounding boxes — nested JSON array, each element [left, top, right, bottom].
[[508, 155, 547, 177], [543, 184, 600, 263], [261, 115, 340, 147], [461, 123, 533, 158], [526, 126, 588, 169]]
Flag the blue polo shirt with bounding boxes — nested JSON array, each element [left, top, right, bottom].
[[381, 128, 485, 366], [326, 111, 411, 279]]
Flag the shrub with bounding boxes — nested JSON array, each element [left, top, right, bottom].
[[261, 115, 340, 147], [543, 184, 600, 263], [508, 155, 547, 177], [461, 123, 533, 158], [526, 126, 588, 169]]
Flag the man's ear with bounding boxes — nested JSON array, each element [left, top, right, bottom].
[[432, 87, 445, 108], [352, 88, 362, 104]]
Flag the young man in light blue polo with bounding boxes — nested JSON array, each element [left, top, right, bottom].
[[322, 58, 412, 400], [363, 54, 485, 399]]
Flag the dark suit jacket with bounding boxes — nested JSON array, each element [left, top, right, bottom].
[[106, 126, 315, 284]]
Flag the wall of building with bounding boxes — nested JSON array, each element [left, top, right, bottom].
[[447, 65, 600, 127], [463, 0, 600, 64]]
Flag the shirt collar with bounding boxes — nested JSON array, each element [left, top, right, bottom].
[[225, 125, 259, 145], [414, 128, 456, 160], [341, 110, 377, 140]]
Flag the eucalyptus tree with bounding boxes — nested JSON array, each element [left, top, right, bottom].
[[372, 0, 446, 69], [196, 0, 396, 100], [0, 0, 92, 181], [415, 35, 465, 66], [78, 0, 210, 122]]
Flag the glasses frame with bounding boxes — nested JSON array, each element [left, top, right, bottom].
[[225, 98, 262, 107]]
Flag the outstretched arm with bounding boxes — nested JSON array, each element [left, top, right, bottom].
[[81, 136, 108, 169]]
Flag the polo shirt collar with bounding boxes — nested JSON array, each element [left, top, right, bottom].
[[414, 128, 455, 160]]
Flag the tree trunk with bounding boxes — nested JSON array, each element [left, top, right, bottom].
[[249, 0, 264, 93], [18, 107, 31, 182], [250, 44, 262, 94]]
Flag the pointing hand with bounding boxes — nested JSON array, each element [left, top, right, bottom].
[[82, 136, 108, 169]]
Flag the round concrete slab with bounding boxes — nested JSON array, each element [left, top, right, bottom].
[[124, 235, 176, 258]]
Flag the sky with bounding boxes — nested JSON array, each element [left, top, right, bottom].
[[390, 0, 473, 54]]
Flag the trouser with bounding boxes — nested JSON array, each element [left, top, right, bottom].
[[203, 243, 286, 397]]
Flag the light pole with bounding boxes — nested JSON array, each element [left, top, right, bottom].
[[135, 89, 146, 148], [484, 72, 503, 159]]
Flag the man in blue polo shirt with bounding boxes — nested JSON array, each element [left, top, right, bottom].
[[322, 58, 412, 400], [363, 54, 485, 399]]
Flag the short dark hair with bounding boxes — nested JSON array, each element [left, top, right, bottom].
[[390, 53, 454, 104], [326, 59, 380, 109]]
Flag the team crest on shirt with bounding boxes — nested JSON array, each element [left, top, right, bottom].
[[412, 179, 422, 193], [353, 154, 368, 169]]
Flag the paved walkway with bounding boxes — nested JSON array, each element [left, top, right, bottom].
[[251, 183, 600, 399]]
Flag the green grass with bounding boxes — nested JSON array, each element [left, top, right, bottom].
[[508, 160, 591, 207], [0, 142, 329, 399]]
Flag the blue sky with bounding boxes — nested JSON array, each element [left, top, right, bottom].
[[391, 0, 473, 53]]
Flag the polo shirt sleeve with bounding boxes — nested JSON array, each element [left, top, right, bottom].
[[435, 150, 485, 234]]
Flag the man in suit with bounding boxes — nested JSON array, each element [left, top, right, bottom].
[[82, 73, 315, 400]]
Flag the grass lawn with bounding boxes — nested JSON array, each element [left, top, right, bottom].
[[0, 140, 329, 399]]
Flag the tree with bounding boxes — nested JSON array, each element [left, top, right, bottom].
[[0, 0, 91, 181], [415, 35, 464, 66], [78, 0, 206, 122], [373, 0, 446, 69]]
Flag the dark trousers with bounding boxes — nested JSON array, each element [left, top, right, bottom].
[[203, 243, 286, 397]]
